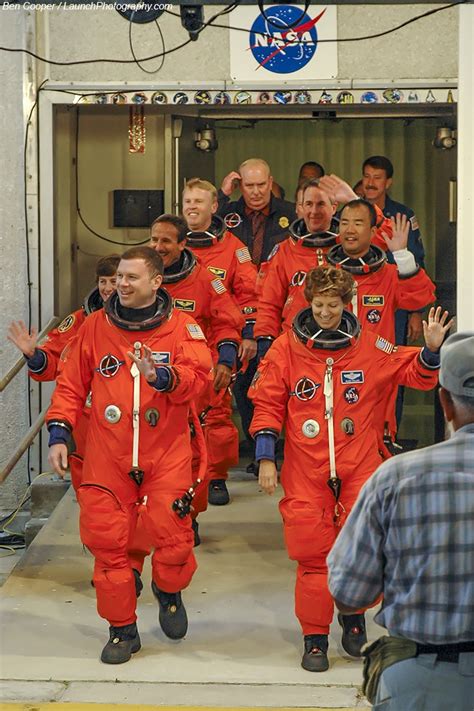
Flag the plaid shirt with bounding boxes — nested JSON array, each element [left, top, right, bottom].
[[328, 423, 474, 644]]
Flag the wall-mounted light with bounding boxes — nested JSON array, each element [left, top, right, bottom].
[[433, 126, 457, 150]]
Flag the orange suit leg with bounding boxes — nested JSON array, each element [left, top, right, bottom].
[[280, 495, 337, 635], [204, 387, 239, 481], [78, 450, 196, 626], [77, 480, 139, 627], [280, 468, 376, 636]]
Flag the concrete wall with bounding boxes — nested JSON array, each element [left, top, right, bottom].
[[38, 4, 457, 83], [0, 13, 34, 509], [0, 3, 461, 507]]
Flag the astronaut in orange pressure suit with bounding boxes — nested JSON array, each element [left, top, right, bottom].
[[249, 266, 451, 673], [7, 254, 120, 490], [183, 178, 259, 502], [47, 247, 213, 665], [149, 214, 244, 520], [327, 199, 436, 448], [254, 176, 391, 358]]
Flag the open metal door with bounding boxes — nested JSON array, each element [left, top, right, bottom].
[[166, 115, 216, 214]]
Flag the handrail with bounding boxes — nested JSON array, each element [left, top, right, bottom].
[[1, 317, 59, 392], [0, 407, 48, 484]]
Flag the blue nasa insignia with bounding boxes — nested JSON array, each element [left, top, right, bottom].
[[344, 386, 360, 404], [249, 5, 325, 75], [367, 309, 381, 324], [341, 370, 364, 385]]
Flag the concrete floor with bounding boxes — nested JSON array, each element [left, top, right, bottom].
[[0, 470, 374, 709]]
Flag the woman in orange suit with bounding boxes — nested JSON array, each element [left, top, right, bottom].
[[249, 266, 451, 673]]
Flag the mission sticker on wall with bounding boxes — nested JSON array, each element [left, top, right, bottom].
[[230, 4, 337, 81]]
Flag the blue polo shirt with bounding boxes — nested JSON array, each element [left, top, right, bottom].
[[383, 195, 426, 342], [383, 194, 425, 269]]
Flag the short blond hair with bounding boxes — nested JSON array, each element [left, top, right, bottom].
[[184, 178, 217, 202], [304, 266, 354, 305]]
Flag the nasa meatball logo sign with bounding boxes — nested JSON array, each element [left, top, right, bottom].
[[230, 5, 337, 81]]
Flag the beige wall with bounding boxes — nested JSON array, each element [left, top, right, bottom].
[[37, 4, 457, 84], [55, 108, 166, 312]]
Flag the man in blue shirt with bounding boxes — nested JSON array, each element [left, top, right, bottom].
[[327, 332, 474, 710], [361, 156, 426, 342], [362, 155, 427, 429]]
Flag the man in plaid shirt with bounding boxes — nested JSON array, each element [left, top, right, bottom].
[[328, 332, 474, 710]]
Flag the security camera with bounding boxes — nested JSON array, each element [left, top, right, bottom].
[[180, 5, 204, 41], [433, 127, 457, 150]]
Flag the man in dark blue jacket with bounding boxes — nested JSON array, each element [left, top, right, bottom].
[[217, 159, 296, 459], [217, 158, 296, 267]]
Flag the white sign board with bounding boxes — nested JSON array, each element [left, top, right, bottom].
[[230, 4, 338, 82]]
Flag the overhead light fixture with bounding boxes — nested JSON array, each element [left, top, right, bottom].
[[194, 125, 218, 152], [433, 126, 457, 150]]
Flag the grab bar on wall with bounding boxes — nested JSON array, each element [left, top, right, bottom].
[[0, 408, 48, 484]]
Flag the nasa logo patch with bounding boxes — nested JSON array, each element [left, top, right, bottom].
[[97, 354, 125, 378], [58, 314, 76, 333], [344, 386, 359, 404], [224, 212, 242, 229], [294, 376, 321, 401], [290, 270, 306, 287], [367, 309, 381, 324]]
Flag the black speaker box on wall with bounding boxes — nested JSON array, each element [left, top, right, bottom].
[[113, 190, 164, 228]]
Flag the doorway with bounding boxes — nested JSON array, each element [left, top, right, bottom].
[[52, 103, 457, 445]]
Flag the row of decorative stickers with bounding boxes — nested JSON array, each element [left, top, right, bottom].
[[76, 88, 456, 106]]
